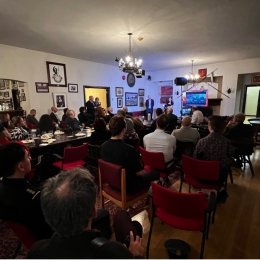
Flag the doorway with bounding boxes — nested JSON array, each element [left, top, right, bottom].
[[243, 85, 260, 117], [83, 86, 110, 109]]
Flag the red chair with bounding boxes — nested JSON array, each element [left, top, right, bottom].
[[98, 159, 148, 210], [146, 183, 210, 259], [6, 221, 36, 258], [53, 143, 88, 170], [139, 146, 178, 186]]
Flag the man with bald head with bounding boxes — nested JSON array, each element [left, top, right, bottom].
[[171, 116, 200, 144]]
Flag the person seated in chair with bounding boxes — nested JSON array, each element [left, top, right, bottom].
[[65, 109, 81, 132], [26, 109, 39, 130], [101, 116, 159, 193], [0, 123, 12, 145], [89, 117, 111, 145], [164, 106, 178, 133], [171, 116, 200, 144], [143, 114, 176, 165], [10, 116, 29, 140], [0, 142, 52, 240], [191, 106, 204, 125], [27, 168, 144, 258]]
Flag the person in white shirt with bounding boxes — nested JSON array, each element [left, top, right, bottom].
[[191, 107, 204, 125], [172, 116, 200, 144], [143, 114, 176, 163]]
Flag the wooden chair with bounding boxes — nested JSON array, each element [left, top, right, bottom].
[[98, 159, 148, 210], [53, 143, 88, 170], [146, 183, 210, 259]]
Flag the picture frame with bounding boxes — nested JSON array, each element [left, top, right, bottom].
[[53, 93, 67, 109], [46, 61, 67, 87], [117, 98, 123, 108], [21, 92, 26, 101], [35, 82, 49, 93], [0, 80, 5, 90], [138, 88, 145, 96], [125, 92, 138, 106], [116, 87, 123, 97], [4, 91, 9, 98], [139, 96, 144, 107], [68, 83, 78, 93]]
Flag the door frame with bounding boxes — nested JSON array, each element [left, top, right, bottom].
[[83, 86, 110, 107], [242, 85, 260, 116]]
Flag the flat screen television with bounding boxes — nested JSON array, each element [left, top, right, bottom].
[[181, 107, 192, 116], [182, 90, 208, 107]]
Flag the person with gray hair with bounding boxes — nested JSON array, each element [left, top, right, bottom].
[[28, 168, 144, 258], [171, 116, 200, 144]]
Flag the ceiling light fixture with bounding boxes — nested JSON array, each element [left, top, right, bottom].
[[115, 33, 145, 78], [185, 60, 200, 83]]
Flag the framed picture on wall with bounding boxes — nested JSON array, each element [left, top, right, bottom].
[[35, 82, 49, 93], [125, 92, 138, 106], [116, 87, 123, 97], [139, 96, 144, 107], [0, 80, 5, 90], [138, 89, 144, 96], [68, 83, 78, 93], [46, 61, 67, 87], [117, 98, 123, 108], [53, 93, 67, 109]]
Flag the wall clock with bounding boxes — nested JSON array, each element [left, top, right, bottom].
[[127, 73, 135, 87]]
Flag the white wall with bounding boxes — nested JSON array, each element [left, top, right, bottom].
[[0, 44, 151, 119], [146, 58, 260, 116], [1, 44, 260, 119]]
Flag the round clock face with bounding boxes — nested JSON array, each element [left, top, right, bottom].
[[127, 73, 135, 87]]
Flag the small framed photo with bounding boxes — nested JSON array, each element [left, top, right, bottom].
[[53, 93, 67, 109], [21, 92, 26, 101], [116, 87, 123, 97], [35, 82, 49, 93], [4, 91, 9, 98], [117, 98, 123, 108], [138, 88, 145, 96], [46, 61, 67, 87], [0, 80, 5, 90], [68, 83, 78, 93], [125, 92, 138, 106]]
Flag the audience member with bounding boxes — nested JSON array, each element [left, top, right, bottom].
[[150, 108, 163, 132], [38, 114, 55, 134], [0, 142, 52, 239], [78, 106, 88, 125], [101, 116, 159, 193], [89, 117, 111, 145], [165, 106, 178, 133], [50, 106, 60, 126], [65, 109, 81, 131], [191, 106, 204, 125], [193, 116, 235, 199], [26, 109, 39, 129], [123, 106, 133, 117], [61, 108, 69, 122], [172, 116, 200, 144], [0, 112, 13, 130], [10, 116, 29, 140], [124, 117, 140, 148], [106, 106, 114, 119], [143, 114, 176, 164], [0, 124, 11, 145], [27, 168, 144, 258]]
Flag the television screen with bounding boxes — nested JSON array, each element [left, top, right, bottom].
[[182, 90, 208, 107], [181, 107, 192, 116]]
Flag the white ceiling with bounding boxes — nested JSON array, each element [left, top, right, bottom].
[[0, 0, 260, 71]]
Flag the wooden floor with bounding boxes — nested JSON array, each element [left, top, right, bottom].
[[134, 146, 260, 259]]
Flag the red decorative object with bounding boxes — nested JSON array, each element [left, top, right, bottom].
[[122, 75, 126, 80], [198, 68, 207, 78]]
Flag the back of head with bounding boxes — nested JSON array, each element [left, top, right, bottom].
[[156, 114, 169, 130], [41, 168, 97, 237], [182, 116, 192, 127], [125, 118, 135, 134], [64, 108, 69, 114], [0, 142, 27, 177], [39, 114, 53, 133], [166, 106, 173, 114], [79, 107, 85, 113], [155, 108, 163, 117], [93, 117, 106, 131], [117, 109, 126, 117], [109, 116, 126, 136], [234, 113, 245, 123], [208, 116, 226, 133]]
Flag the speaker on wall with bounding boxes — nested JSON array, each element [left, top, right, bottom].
[[174, 77, 188, 86]]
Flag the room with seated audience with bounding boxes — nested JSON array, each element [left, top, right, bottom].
[[0, 1, 260, 258]]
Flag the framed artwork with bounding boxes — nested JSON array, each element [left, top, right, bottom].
[[125, 92, 138, 106], [4, 91, 9, 98], [68, 83, 78, 93], [0, 80, 5, 90], [53, 93, 67, 109], [198, 68, 207, 78], [35, 82, 49, 93], [46, 61, 67, 87], [117, 98, 123, 108], [116, 87, 123, 97], [139, 96, 144, 107], [138, 88, 145, 96], [21, 92, 26, 101]]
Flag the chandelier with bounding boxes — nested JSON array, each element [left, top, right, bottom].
[[185, 60, 200, 83], [115, 33, 145, 78]]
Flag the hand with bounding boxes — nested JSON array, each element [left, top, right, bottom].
[[128, 231, 144, 257]]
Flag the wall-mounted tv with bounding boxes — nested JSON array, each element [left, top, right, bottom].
[[182, 90, 208, 107]]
